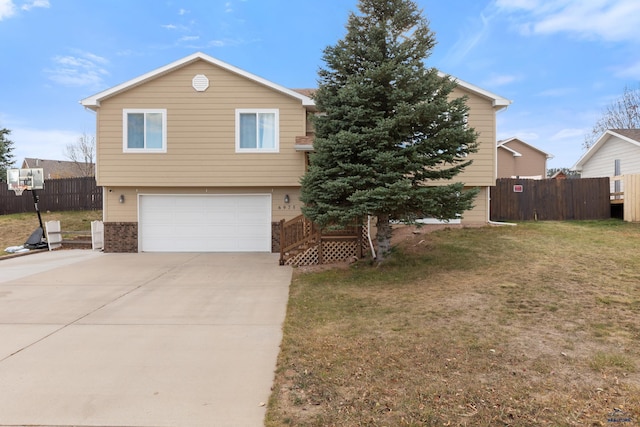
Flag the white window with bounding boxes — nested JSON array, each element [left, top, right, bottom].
[[235, 109, 279, 153], [123, 109, 167, 152]]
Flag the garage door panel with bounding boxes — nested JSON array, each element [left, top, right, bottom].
[[139, 195, 271, 252], [208, 211, 238, 224]]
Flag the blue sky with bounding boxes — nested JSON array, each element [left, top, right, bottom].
[[1, 0, 639, 170]]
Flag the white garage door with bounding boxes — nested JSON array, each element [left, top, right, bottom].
[[139, 194, 272, 252]]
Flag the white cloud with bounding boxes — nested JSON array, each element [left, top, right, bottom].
[[44, 52, 109, 88], [495, 0, 539, 10], [11, 127, 82, 163], [178, 8, 188, 15], [443, 12, 494, 66], [0, 0, 16, 20], [495, 0, 640, 43], [551, 128, 586, 141], [162, 24, 177, 30], [21, 0, 49, 11], [614, 60, 640, 79], [536, 87, 576, 97], [499, 131, 540, 141], [81, 51, 108, 65], [179, 35, 199, 42], [482, 74, 521, 87], [1, 0, 49, 20]]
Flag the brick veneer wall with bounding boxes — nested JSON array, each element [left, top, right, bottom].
[[104, 222, 138, 253]]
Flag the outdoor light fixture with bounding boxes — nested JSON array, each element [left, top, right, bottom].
[[119, 194, 125, 203], [284, 194, 290, 204]]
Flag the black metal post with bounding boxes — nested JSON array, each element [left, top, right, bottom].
[[32, 189, 45, 231]]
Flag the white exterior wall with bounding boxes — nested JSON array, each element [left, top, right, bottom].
[[581, 137, 640, 178]]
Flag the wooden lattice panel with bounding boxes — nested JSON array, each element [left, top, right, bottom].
[[283, 223, 370, 266], [285, 245, 319, 266], [361, 223, 371, 254], [322, 240, 359, 263]]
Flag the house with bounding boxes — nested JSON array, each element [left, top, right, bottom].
[[550, 170, 567, 179], [497, 138, 553, 179], [572, 129, 640, 200], [80, 52, 510, 253], [21, 158, 95, 179], [572, 129, 640, 178]]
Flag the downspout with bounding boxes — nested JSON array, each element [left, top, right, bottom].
[[490, 104, 517, 227], [367, 215, 377, 259]]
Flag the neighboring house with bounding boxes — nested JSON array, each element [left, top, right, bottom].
[[497, 138, 553, 179], [573, 129, 640, 177], [80, 52, 510, 253], [572, 129, 640, 195], [22, 158, 95, 179]]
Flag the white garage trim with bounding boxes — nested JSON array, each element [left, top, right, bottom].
[[138, 194, 272, 252]]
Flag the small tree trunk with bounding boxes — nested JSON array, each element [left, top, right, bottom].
[[376, 214, 392, 262]]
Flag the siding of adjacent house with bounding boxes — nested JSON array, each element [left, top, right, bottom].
[[497, 140, 547, 178], [497, 148, 516, 178], [580, 136, 640, 178], [95, 59, 308, 188]]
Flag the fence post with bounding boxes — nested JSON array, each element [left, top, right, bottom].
[[279, 219, 285, 265]]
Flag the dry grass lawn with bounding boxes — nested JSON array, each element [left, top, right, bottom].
[[0, 210, 102, 254], [267, 220, 640, 426]]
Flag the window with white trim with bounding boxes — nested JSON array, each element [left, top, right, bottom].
[[123, 109, 167, 152], [235, 109, 279, 152]]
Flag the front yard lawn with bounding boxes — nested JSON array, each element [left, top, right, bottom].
[[267, 221, 640, 426]]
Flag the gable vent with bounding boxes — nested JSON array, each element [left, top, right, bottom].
[[192, 74, 209, 92]]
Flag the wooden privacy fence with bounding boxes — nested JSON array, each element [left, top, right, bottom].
[[0, 176, 102, 215], [490, 178, 611, 221], [612, 174, 640, 222]]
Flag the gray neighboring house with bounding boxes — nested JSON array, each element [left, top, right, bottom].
[[572, 129, 640, 177], [572, 129, 640, 195], [22, 158, 95, 179]]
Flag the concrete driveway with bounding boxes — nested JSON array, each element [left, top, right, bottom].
[[0, 250, 292, 427]]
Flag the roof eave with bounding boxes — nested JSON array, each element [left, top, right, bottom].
[[79, 51, 316, 109], [572, 131, 612, 170], [499, 145, 522, 157], [438, 71, 512, 108], [499, 137, 554, 158]]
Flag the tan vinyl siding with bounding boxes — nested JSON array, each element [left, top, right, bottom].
[[498, 140, 547, 178], [497, 148, 516, 178], [96, 60, 307, 187], [460, 186, 489, 225], [449, 87, 497, 187], [104, 186, 303, 223]]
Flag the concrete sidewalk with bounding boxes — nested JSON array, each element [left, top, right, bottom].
[[0, 250, 292, 427]]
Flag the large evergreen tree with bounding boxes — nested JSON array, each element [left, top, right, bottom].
[[0, 128, 16, 182], [300, 0, 479, 261]]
